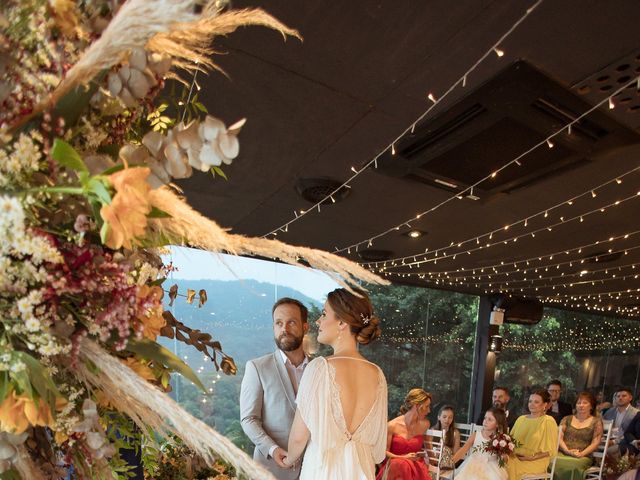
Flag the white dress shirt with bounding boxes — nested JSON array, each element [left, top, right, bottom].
[[268, 350, 309, 458]]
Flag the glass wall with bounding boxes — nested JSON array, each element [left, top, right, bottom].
[[161, 246, 479, 453], [495, 307, 640, 415]]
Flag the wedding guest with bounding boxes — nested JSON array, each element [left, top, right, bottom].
[[433, 405, 460, 471], [452, 407, 508, 480], [283, 288, 387, 479], [595, 390, 611, 415], [603, 388, 639, 455], [377, 388, 432, 480], [620, 411, 640, 456], [477, 386, 518, 430], [506, 389, 559, 479], [554, 391, 603, 480], [547, 380, 573, 425], [239, 298, 310, 480]]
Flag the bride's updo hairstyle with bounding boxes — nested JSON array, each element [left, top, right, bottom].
[[326, 288, 381, 345]]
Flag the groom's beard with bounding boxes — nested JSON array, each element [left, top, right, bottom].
[[275, 332, 304, 352]]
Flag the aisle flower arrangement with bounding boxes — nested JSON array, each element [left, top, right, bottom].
[[0, 1, 386, 478]]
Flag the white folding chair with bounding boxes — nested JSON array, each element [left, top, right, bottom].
[[521, 426, 563, 480], [425, 428, 454, 480], [454, 422, 474, 447], [585, 420, 613, 480]]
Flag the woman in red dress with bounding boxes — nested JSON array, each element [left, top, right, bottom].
[[376, 388, 432, 480]]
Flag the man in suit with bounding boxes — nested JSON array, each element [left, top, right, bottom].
[[240, 298, 309, 480], [605, 388, 640, 455], [546, 380, 573, 424], [477, 386, 519, 430]]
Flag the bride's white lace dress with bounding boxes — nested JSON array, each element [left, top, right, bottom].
[[296, 356, 388, 480]]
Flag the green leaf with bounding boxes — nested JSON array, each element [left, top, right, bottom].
[[210, 166, 228, 180], [100, 163, 126, 176], [194, 102, 208, 113], [100, 221, 109, 244], [0, 371, 10, 404], [51, 139, 89, 173], [11, 369, 32, 399], [87, 177, 112, 204], [126, 338, 205, 391], [147, 206, 172, 219], [16, 352, 61, 410]]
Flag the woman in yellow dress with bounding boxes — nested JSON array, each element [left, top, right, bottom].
[[507, 389, 559, 479]]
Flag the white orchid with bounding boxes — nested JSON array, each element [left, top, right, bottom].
[[121, 115, 245, 187]]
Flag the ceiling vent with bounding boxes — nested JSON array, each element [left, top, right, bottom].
[[295, 177, 351, 205], [573, 48, 640, 130], [376, 61, 640, 197]]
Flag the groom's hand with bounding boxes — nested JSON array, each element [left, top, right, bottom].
[[273, 447, 289, 468]]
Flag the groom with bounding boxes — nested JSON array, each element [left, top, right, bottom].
[[240, 298, 310, 479]]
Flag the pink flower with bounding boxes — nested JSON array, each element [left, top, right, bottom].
[[492, 439, 499, 447], [499, 440, 507, 447]]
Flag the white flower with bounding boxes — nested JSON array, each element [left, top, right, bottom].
[[492, 439, 499, 447], [24, 317, 41, 332], [499, 439, 507, 447]]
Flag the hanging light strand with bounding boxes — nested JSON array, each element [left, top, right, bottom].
[[261, 0, 546, 239], [363, 164, 640, 268], [337, 75, 640, 254]]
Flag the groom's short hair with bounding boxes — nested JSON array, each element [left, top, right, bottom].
[[272, 298, 308, 323]]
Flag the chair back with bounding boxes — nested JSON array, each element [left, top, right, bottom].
[[585, 419, 613, 479], [455, 422, 474, 445], [547, 424, 564, 478], [425, 428, 445, 480]]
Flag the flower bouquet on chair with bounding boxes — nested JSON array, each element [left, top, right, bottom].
[[473, 432, 519, 467]]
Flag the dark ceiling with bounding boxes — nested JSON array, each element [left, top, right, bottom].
[[177, 0, 640, 318]]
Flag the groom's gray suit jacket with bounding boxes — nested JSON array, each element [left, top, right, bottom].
[[240, 351, 301, 480]]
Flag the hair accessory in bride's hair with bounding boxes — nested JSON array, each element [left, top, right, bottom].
[[360, 313, 371, 325]]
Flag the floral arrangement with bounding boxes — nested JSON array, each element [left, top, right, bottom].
[[0, 1, 385, 479], [144, 435, 237, 480], [474, 432, 519, 468], [604, 453, 640, 476]]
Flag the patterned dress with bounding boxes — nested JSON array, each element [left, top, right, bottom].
[[554, 415, 602, 480]]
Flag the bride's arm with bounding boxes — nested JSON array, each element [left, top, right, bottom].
[[284, 409, 310, 467]]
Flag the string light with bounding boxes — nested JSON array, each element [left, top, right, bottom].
[[493, 47, 505, 57], [362, 165, 640, 269], [334, 75, 640, 254], [261, 0, 546, 239]]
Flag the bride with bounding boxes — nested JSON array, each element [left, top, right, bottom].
[[280, 288, 387, 479]]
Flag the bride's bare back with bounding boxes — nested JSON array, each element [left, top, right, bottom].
[[328, 356, 381, 434]]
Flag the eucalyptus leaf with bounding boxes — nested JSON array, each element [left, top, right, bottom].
[[51, 139, 89, 173], [126, 338, 205, 391]]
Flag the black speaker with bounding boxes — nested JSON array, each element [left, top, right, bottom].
[[490, 294, 543, 325]]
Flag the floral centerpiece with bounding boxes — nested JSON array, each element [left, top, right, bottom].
[[0, 1, 386, 478], [474, 432, 519, 468]]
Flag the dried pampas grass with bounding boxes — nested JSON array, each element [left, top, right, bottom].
[[52, 0, 202, 105], [14, 446, 49, 480], [78, 339, 275, 480], [148, 187, 387, 290], [148, 6, 301, 74]]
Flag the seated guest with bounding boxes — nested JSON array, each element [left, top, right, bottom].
[[506, 389, 559, 480], [595, 390, 611, 415], [554, 391, 603, 480], [620, 411, 640, 455], [477, 386, 518, 430], [547, 380, 573, 425], [377, 388, 432, 480], [433, 405, 460, 470], [604, 388, 639, 455]]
